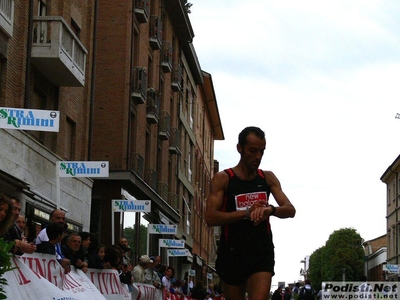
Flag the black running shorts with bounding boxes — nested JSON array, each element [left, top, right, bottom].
[[215, 246, 275, 286]]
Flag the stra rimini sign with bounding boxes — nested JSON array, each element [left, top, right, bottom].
[[112, 200, 151, 213], [148, 224, 177, 234], [167, 248, 191, 257], [57, 161, 109, 177], [0, 107, 60, 132], [159, 239, 185, 248]]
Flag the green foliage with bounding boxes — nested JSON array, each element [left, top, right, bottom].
[[308, 228, 364, 290], [0, 238, 15, 299], [123, 224, 148, 257]]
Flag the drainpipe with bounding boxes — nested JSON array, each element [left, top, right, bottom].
[[389, 167, 399, 265], [88, 0, 99, 160], [24, 0, 34, 107], [126, 0, 134, 170]]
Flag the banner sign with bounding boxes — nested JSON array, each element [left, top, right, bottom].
[[113, 199, 151, 212], [159, 239, 185, 248], [148, 224, 178, 234], [57, 161, 109, 177], [4, 254, 106, 299], [167, 248, 192, 257], [0, 107, 60, 132], [2, 253, 225, 300], [383, 264, 400, 274]]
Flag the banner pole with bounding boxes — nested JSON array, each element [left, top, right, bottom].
[[56, 162, 61, 209]]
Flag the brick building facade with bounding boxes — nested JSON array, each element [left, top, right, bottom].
[[0, 0, 223, 283]]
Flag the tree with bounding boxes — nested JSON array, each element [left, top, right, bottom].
[[123, 224, 147, 258], [308, 246, 325, 292], [0, 239, 15, 299], [308, 228, 364, 289]]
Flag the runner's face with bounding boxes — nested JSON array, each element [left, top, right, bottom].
[[239, 133, 266, 170]]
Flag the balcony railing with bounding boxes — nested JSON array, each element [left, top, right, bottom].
[[169, 128, 181, 154], [149, 15, 162, 50], [168, 192, 180, 213], [158, 111, 170, 140], [0, 0, 14, 36], [171, 63, 182, 91], [146, 88, 160, 124], [130, 153, 144, 179], [134, 0, 149, 23], [161, 42, 172, 73], [132, 67, 147, 104], [145, 169, 158, 191], [31, 16, 87, 87], [157, 181, 169, 201]]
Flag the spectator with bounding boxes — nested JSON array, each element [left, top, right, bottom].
[[284, 287, 292, 300], [35, 209, 70, 272], [162, 266, 174, 292], [103, 245, 122, 269], [87, 243, 106, 269], [79, 231, 91, 263], [62, 232, 88, 272], [144, 255, 162, 289], [15, 214, 27, 241], [133, 254, 153, 283], [0, 193, 13, 237], [4, 195, 36, 254], [191, 281, 207, 300], [36, 223, 64, 255], [272, 286, 283, 300]]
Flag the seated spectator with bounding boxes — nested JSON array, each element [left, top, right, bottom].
[[36, 223, 64, 255]]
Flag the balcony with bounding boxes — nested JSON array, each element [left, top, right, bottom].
[[146, 88, 160, 124], [161, 42, 172, 73], [169, 128, 181, 154], [132, 67, 147, 104], [0, 0, 14, 37], [130, 153, 144, 179], [158, 111, 170, 140], [31, 16, 87, 87], [145, 169, 158, 191], [134, 0, 149, 23], [149, 15, 162, 50], [168, 192, 180, 213], [157, 181, 169, 201], [171, 63, 183, 91]]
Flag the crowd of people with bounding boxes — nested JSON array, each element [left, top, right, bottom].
[[1, 192, 222, 299]]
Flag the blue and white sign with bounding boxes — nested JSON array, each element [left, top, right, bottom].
[[0, 107, 60, 132], [159, 239, 185, 248], [167, 248, 192, 257], [57, 161, 109, 177], [148, 224, 178, 234], [113, 200, 151, 212], [383, 264, 400, 274]]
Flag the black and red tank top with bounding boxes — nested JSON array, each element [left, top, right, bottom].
[[219, 168, 273, 251]]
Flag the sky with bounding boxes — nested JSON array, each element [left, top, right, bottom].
[[186, 0, 400, 288]]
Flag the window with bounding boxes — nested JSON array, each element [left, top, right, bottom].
[[0, 0, 14, 37], [183, 196, 191, 235], [64, 117, 76, 160]]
